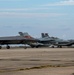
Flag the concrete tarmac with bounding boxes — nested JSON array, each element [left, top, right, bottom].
[[0, 48, 74, 75]]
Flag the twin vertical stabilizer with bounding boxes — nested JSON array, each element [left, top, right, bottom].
[[41, 33, 49, 38]]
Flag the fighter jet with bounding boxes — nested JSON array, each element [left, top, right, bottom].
[[40, 33, 74, 48], [29, 32, 74, 48], [0, 32, 38, 49]]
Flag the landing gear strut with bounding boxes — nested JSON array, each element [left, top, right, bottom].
[[0, 46, 2, 49]]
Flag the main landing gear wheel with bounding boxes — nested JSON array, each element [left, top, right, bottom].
[[52, 46, 54, 48], [36, 46, 39, 48], [6, 46, 10, 49]]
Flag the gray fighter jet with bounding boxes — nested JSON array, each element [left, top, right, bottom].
[[40, 33, 74, 48], [0, 32, 38, 49], [28, 33, 74, 48]]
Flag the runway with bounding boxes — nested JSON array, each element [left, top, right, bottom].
[[0, 48, 74, 75]]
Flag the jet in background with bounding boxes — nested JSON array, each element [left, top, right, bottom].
[[40, 33, 74, 48], [28, 32, 74, 48], [0, 32, 38, 49]]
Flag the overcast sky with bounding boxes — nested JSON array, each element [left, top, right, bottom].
[[0, 0, 74, 39]]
